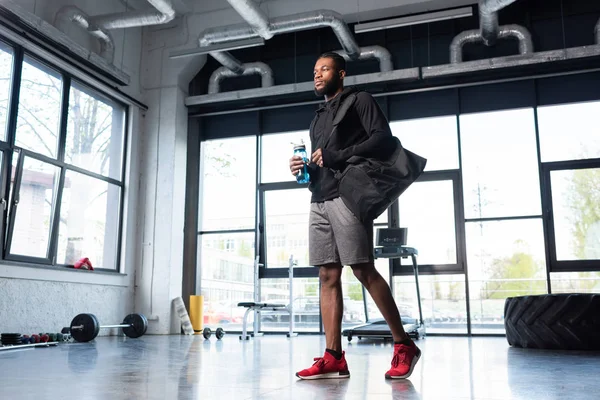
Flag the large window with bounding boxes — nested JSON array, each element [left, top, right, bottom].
[[197, 80, 600, 337], [460, 109, 541, 219], [537, 101, 600, 162], [390, 115, 459, 172], [200, 136, 256, 231], [1, 40, 127, 271], [199, 136, 257, 330], [460, 108, 545, 333], [264, 189, 311, 268]]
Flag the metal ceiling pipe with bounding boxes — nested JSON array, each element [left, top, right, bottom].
[[54, 6, 115, 62], [595, 17, 600, 44], [479, 0, 519, 46], [87, 0, 176, 30], [450, 24, 533, 63], [269, 10, 361, 60], [334, 46, 394, 72], [208, 62, 274, 93], [198, 9, 362, 73], [225, 0, 272, 40]]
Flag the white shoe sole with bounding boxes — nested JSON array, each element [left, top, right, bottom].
[[296, 371, 350, 380], [385, 352, 421, 380]]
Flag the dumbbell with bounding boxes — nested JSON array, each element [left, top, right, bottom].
[[202, 327, 225, 340], [65, 313, 148, 342]]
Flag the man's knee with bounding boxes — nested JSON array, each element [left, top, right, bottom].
[[351, 262, 377, 285], [319, 264, 342, 287]]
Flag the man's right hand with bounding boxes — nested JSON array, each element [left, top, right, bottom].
[[289, 155, 305, 176]]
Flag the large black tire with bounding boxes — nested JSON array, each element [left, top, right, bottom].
[[504, 294, 600, 350]]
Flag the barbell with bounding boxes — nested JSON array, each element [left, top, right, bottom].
[[65, 313, 148, 342]]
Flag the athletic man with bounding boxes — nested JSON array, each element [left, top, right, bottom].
[[289, 52, 421, 380]]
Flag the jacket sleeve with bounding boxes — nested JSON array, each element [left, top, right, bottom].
[[321, 92, 395, 169]]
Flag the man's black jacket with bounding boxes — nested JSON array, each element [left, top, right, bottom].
[[307, 86, 396, 203]]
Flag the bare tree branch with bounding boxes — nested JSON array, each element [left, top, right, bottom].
[[16, 118, 55, 156]]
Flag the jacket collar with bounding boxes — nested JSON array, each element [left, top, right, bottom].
[[316, 86, 358, 114]]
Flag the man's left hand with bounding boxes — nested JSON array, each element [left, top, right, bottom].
[[312, 148, 324, 167]]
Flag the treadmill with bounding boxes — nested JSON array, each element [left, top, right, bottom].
[[342, 228, 426, 342]]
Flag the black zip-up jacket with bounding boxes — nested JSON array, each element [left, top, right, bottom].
[[307, 87, 396, 203]]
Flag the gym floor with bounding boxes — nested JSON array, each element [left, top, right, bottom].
[[0, 335, 599, 399]]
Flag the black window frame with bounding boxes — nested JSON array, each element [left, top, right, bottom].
[[541, 159, 600, 273], [0, 37, 129, 272]]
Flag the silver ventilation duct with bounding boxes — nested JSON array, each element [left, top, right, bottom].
[[334, 46, 394, 72], [450, 24, 533, 63], [198, 8, 363, 73], [54, 6, 115, 62], [479, 0, 519, 46], [225, 0, 272, 40], [89, 0, 176, 29], [54, 0, 176, 64], [208, 61, 274, 94]]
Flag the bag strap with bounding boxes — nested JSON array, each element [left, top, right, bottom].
[[318, 92, 359, 150]]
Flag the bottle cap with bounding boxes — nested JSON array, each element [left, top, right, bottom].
[[292, 139, 306, 151]]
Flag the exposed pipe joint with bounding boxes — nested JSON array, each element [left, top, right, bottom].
[[334, 46, 394, 72], [55, 0, 176, 50], [89, 0, 176, 30], [199, 8, 363, 73], [479, 0, 519, 46], [450, 24, 533, 63], [54, 6, 115, 62], [225, 0, 273, 40], [209, 62, 274, 94]]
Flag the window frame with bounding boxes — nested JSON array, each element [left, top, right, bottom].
[[541, 159, 600, 273], [392, 170, 467, 276], [0, 38, 129, 272]]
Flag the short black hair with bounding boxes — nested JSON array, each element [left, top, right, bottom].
[[318, 52, 346, 72]]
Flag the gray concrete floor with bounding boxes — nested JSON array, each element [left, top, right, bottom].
[[1, 334, 599, 399]]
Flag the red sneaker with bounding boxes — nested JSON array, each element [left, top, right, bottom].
[[385, 341, 421, 379], [296, 351, 350, 380]]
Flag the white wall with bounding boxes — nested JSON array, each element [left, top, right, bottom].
[[0, 0, 143, 337]]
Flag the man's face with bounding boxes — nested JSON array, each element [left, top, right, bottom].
[[313, 57, 343, 97]]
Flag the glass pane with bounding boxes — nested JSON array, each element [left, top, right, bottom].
[[466, 219, 547, 334], [56, 171, 121, 269], [394, 274, 467, 334], [10, 156, 59, 258], [0, 43, 14, 141], [551, 271, 600, 294], [261, 130, 310, 183], [398, 180, 457, 266], [199, 232, 255, 331], [538, 101, 600, 162], [260, 277, 320, 333], [16, 57, 62, 158], [341, 268, 367, 327], [66, 82, 125, 180], [264, 189, 312, 268], [460, 108, 541, 219], [390, 115, 459, 171], [364, 255, 392, 321], [550, 168, 600, 261], [200, 137, 256, 231]]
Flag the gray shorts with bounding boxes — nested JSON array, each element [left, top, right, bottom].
[[309, 197, 374, 266]]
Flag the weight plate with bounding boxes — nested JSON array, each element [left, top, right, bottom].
[[215, 328, 225, 340], [91, 314, 100, 340], [122, 313, 148, 339], [202, 327, 211, 339], [70, 313, 99, 342]]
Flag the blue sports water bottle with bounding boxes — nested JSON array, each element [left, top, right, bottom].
[[293, 140, 310, 184]]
